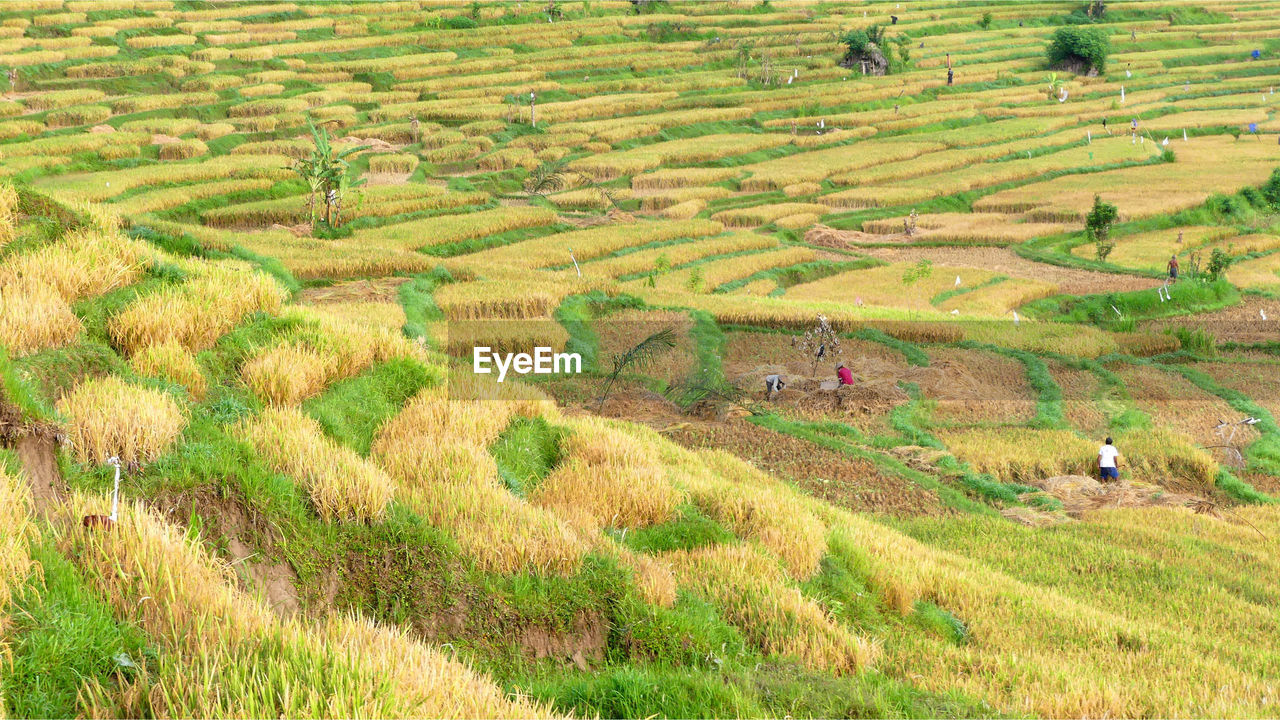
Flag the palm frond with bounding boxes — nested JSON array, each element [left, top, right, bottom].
[[597, 327, 677, 408], [525, 161, 567, 196]]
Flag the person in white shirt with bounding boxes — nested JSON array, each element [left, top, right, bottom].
[[764, 374, 785, 398], [1098, 437, 1121, 481]]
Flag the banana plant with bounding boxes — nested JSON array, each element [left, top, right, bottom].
[[291, 119, 367, 231], [1045, 72, 1063, 100]]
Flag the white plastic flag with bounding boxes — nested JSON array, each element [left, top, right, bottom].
[[1112, 305, 1122, 317], [1087, 130, 1092, 143], [1012, 310, 1020, 326], [1262, 309, 1268, 321], [954, 275, 962, 287], [1183, 128, 1188, 142], [1161, 137, 1168, 146], [1120, 86, 1125, 103]]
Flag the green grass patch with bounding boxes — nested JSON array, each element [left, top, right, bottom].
[[490, 415, 567, 495], [5, 541, 154, 719], [1022, 278, 1239, 326], [302, 357, 440, 456], [618, 504, 737, 553]]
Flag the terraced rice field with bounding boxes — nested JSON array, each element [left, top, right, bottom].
[[3, 1, 1280, 718]]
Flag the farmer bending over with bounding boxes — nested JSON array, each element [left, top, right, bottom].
[[765, 374, 786, 398], [1098, 437, 1121, 481], [837, 364, 854, 386]]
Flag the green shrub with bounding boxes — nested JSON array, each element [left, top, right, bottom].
[[840, 29, 870, 59], [1206, 247, 1234, 281], [1261, 167, 1280, 208], [1046, 25, 1110, 73]]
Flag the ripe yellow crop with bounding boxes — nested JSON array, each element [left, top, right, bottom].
[[57, 376, 187, 466], [239, 407, 395, 522]]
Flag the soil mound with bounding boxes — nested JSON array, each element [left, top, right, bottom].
[[271, 222, 311, 237], [1028, 474, 1199, 517], [805, 224, 901, 249]]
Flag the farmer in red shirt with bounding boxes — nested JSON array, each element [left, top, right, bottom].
[[837, 364, 854, 386], [1168, 254, 1179, 280]]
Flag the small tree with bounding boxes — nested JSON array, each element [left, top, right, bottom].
[[1046, 26, 1110, 74], [797, 314, 842, 375], [686, 267, 705, 293], [1206, 248, 1234, 281], [892, 34, 911, 68], [901, 258, 933, 286], [979, 11, 993, 29], [1085, 194, 1118, 262], [645, 253, 672, 288], [840, 26, 890, 75], [735, 41, 755, 79], [839, 29, 870, 59]]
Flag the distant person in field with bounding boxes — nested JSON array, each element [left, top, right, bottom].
[[1168, 254, 1180, 280], [947, 66, 954, 85], [837, 364, 854, 386], [765, 374, 786, 397], [1098, 437, 1121, 481]]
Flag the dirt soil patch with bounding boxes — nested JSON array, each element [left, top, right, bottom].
[[1111, 363, 1257, 447], [1, 389, 66, 515], [668, 419, 955, 517], [17, 434, 64, 515], [1047, 360, 1109, 435], [270, 222, 311, 236], [923, 347, 1036, 425], [149, 486, 301, 618], [1190, 360, 1280, 424], [1146, 296, 1280, 345], [522, 613, 608, 670], [861, 246, 1161, 295], [298, 276, 411, 305]]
